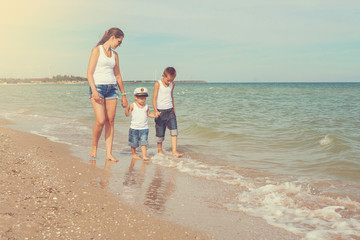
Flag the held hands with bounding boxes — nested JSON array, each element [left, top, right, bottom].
[[155, 110, 161, 118], [123, 100, 129, 109], [121, 95, 128, 108]]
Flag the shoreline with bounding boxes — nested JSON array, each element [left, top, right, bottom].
[[0, 126, 211, 239], [0, 122, 301, 240], [0, 81, 207, 85]]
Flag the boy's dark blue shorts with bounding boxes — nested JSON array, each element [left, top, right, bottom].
[[155, 108, 178, 143]]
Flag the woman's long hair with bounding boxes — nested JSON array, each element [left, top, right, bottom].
[[96, 28, 124, 46]]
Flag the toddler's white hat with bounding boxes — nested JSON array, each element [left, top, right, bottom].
[[134, 87, 148, 97]]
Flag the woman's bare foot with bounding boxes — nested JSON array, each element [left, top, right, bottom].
[[143, 156, 150, 162], [106, 154, 119, 162], [132, 154, 141, 160], [90, 147, 97, 158], [172, 152, 183, 158]]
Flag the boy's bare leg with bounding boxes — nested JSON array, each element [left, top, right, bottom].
[[171, 136, 182, 157], [131, 147, 141, 160], [141, 146, 150, 161], [157, 142, 164, 154]]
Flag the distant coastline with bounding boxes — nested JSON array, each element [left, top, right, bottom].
[[0, 75, 207, 85]]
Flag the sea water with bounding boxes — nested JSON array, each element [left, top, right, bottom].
[[1, 82, 359, 239]]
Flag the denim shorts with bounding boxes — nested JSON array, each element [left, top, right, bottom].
[[128, 128, 149, 148], [89, 84, 119, 100], [155, 108, 178, 143]]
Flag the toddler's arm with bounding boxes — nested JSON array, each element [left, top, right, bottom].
[[125, 103, 133, 117], [147, 108, 160, 118]]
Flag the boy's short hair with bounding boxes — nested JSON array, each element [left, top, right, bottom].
[[163, 67, 176, 77]]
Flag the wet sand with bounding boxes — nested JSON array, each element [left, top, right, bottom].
[[0, 127, 210, 239], [0, 123, 300, 240]]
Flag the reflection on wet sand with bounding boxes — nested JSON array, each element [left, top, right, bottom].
[[123, 157, 148, 188], [122, 158, 175, 214], [89, 159, 114, 188], [144, 166, 175, 214]]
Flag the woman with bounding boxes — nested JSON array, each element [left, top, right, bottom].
[[87, 27, 128, 162]]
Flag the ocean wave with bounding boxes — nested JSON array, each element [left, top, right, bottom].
[[228, 179, 360, 240], [181, 121, 244, 142], [151, 152, 360, 240]]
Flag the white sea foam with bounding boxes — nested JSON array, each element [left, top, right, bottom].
[[30, 130, 59, 142], [228, 180, 360, 239], [319, 134, 333, 146], [152, 153, 360, 239], [151, 153, 255, 188], [30, 130, 77, 146]]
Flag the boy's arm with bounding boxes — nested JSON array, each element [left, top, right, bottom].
[[171, 82, 176, 116], [152, 81, 160, 116], [125, 103, 133, 117], [147, 108, 158, 118]]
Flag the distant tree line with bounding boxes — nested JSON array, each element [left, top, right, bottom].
[[0, 75, 87, 83], [0, 75, 207, 84], [51, 75, 87, 82]]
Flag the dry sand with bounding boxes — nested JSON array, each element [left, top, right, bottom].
[[0, 127, 211, 239]]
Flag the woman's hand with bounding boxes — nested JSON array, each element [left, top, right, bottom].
[[121, 96, 128, 108], [92, 91, 103, 104]]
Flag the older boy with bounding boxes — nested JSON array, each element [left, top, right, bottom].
[[152, 67, 182, 157]]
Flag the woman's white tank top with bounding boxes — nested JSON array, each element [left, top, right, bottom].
[[156, 80, 173, 110], [130, 103, 149, 129], [93, 45, 116, 85]]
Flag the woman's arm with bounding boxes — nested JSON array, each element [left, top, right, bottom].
[[87, 47, 101, 103], [113, 52, 128, 108]]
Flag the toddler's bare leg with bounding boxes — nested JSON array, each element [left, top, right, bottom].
[[131, 147, 141, 160], [141, 146, 150, 161]]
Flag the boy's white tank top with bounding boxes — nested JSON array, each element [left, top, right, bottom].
[[156, 80, 173, 110], [93, 45, 116, 85], [130, 103, 148, 129]]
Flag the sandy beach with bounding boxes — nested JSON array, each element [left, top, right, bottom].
[[0, 126, 211, 239], [0, 123, 302, 240]]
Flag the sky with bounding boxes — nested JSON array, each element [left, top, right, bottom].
[[0, 0, 359, 82]]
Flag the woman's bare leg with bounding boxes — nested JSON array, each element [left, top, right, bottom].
[[104, 99, 118, 162], [90, 98, 106, 158]]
